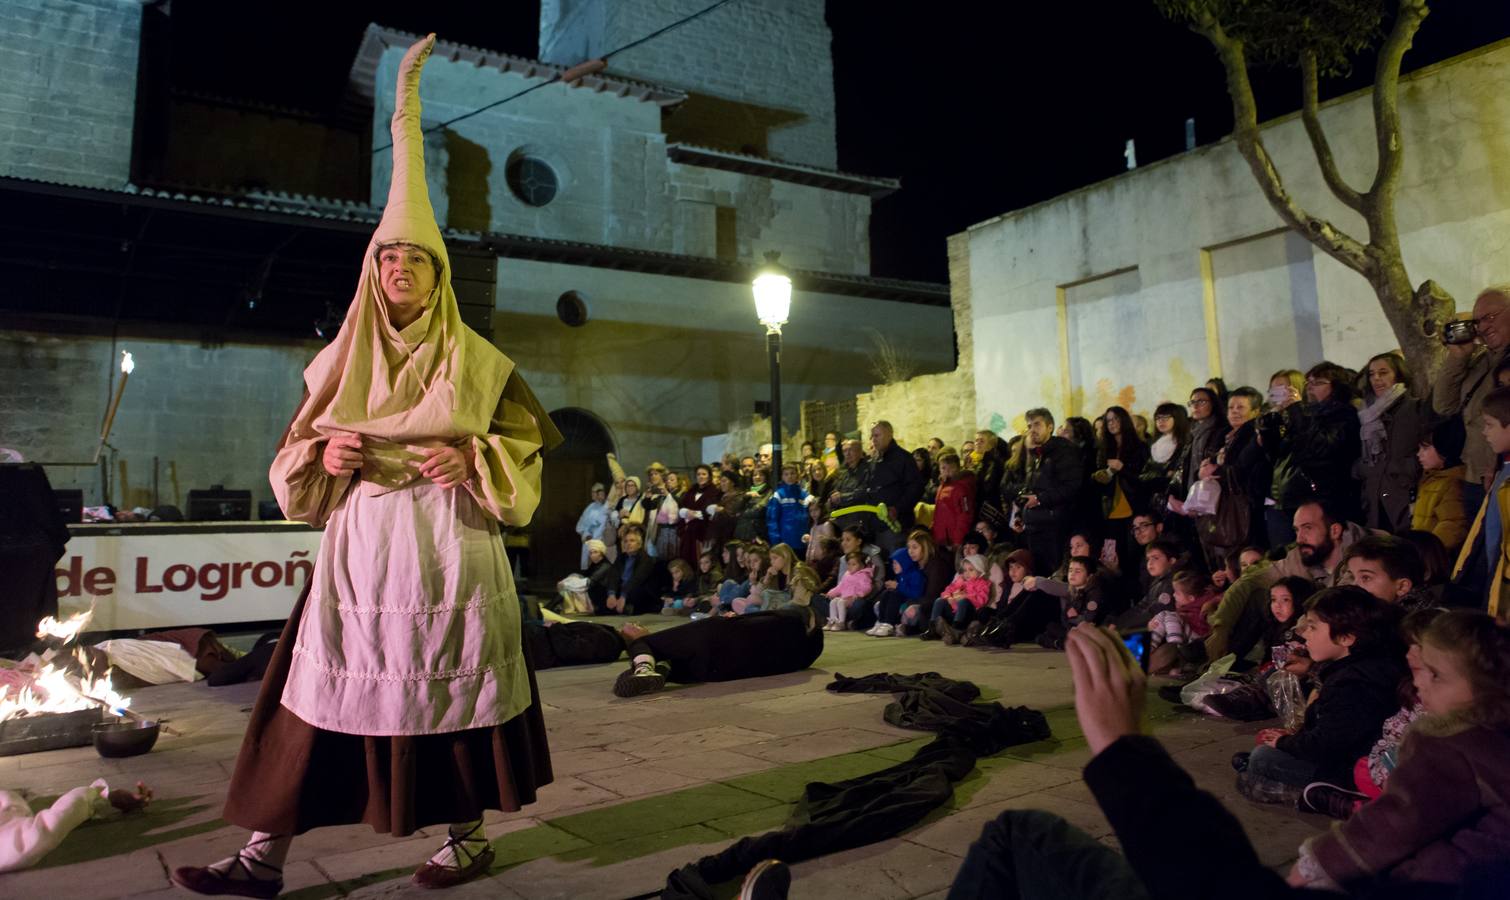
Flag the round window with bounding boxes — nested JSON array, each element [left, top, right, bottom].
[[557, 291, 589, 327], [506, 155, 559, 207]]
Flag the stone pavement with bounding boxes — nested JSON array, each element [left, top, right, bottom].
[[0, 623, 1327, 899]]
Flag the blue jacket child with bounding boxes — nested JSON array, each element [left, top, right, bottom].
[[767, 478, 811, 548]]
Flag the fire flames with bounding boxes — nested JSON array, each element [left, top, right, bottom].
[[0, 608, 131, 723]]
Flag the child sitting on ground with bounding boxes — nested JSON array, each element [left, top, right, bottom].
[[1146, 569, 1218, 675], [1292, 610, 1510, 889], [1115, 537, 1179, 630], [659, 558, 696, 615], [803, 500, 836, 564], [808, 535, 841, 591], [922, 554, 991, 644], [1026, 556, 1106, 649], [692, 551, 723, 605], [825, 552, 876, 631], [746, 543, 799, 612], [1236, 586, 1406, 807], [1411, 416, 1468, 560], [557, 539, 613, 616], [718, 544, 767, 613]]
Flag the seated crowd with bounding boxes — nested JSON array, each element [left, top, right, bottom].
[[554, 285, 1510, 894]]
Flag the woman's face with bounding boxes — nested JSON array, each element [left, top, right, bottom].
[[377, 245, 437, 311], [989, 564, 1006, 585], [1155, 413, 1174, 435], [907, 539, 923, 562], [1008, 561, 1027, 583], [1188, 392, 1213, 420], [1104, 414, 1121, 436], [1269, 586, 1294, 623], [718, 475, 736, 493], [769, 554, 785, 573], [1069, 535, 1091, 558], [667, 472, 682, 492], [624, 480, 639, 498], [696, 468, 710, 486], [588, 549, 604, 564], [649, 470, 664, 489], [1067, 562, 1088, 588], [1368, 359, 1398, 398], [699, 556, 712, 572], [1306, 377, 1333, 404], [1227, 396, 1256, 430]]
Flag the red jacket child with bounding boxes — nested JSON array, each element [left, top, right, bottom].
[[932, 463, 976, 549]]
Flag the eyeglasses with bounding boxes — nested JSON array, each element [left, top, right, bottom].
[[1154, 413, 1174, 421], [1187, 399, 1211, 408]]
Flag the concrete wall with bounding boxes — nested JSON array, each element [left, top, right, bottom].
[[490, 258, 955, 470], [0, 0, 140, 188], [539, 0, 838, 169], [963, 39, 1510, 430], [1, 330, 313, 510]]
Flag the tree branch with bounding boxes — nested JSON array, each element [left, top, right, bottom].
[[1300, 52, 1365, 212], [1368, 0, 1430, 199], [1192, 12, 1374, 278]]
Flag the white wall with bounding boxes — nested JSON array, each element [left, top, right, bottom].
[[964, 39, 1510, 428]]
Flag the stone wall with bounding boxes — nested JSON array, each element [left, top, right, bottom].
[[963, 39, 1510, 429], [0, 329, 315, 509], [0, 0, 140, 188], [539, 0, 838, 169]]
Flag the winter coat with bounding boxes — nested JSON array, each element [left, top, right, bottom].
[[1432, 343, 1510, 486], [1034, 576, 1107, 627], [1310, 716, 1510, 888], [1357, 394, 1426, 533], [1116, 572, 1173, 632], [831, 566, 875, 601], [1022, 436, 1083, 530], [678, 483, 723, 562], [1260, 399, 1361, 514], [869, 442, 926, 529], [1273, 650, 1408, 784], [1413, 465, 1469, 559], [1094, 437, 1151, 519], [931, 472, 976, 548], [888, 548, 926, 601], [1182, 415, 1229, 490], [938, 575, 991, 610], [766, 482, 810, 548]]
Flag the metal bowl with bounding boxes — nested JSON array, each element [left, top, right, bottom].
[[92, 719, 159, 758]]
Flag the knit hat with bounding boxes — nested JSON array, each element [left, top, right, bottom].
[[1006, 548, 1034, 572], [1426, 416, 1466, 468], [585, 539, 608, 557], [961, 554, 987, 576]]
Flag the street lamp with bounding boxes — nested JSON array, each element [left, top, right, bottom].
[[752, 251, 792, 480]]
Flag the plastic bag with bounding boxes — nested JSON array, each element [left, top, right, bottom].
[[1183, 478, 1221, 518], [1180, 653, 1239, 714], [1265, 669, 1306, 732]]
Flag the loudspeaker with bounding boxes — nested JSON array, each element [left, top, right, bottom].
[[53, 489, 84, 524], [187, 486, 252, 521]]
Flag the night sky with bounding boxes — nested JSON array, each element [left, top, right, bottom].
[[169, 0, 1510, 283]]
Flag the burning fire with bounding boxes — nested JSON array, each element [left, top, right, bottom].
[[0, 607, 131, 722]]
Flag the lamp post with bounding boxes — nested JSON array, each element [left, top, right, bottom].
[[752, 251, 792, 481]]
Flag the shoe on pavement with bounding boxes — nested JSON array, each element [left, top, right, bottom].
[[613, 660, 669, 698], [938, 620, 960, 645], [411, 843, 495, 890], [1300, 782, 1367, 820], [871, 623, 895, 637], [170, 857, 283, 899], [1235, 770, 1302, 807], [738, 858, 791, 900]]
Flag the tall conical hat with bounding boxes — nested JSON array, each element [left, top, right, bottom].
[[371, 34, 448, 275]]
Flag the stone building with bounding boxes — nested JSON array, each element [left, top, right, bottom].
[[0, 0, 953, 573]]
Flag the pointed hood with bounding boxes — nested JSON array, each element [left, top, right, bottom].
[[372, 33, 449, 275]]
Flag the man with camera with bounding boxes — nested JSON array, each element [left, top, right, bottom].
[[1434, 285, 1510, 513], [1013, 408, 1083, 574]]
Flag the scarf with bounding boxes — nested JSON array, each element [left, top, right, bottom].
[[1359, 383, 1407, 463], [1150, 433, 1177, 465]]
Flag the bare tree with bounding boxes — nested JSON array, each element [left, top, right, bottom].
[[866, 328, 920, 385], [1156, 0, 1454, 383]]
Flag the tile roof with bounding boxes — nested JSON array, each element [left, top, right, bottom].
[[667, 144, 899, 198]]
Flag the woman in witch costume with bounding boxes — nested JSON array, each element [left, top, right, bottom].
[[172, 35, 561, 897]]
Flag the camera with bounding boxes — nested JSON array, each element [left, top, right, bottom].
[[1443, 319, 1478, 345], [1122, 629, 1152, 672]]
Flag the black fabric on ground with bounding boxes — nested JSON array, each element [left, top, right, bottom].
[[0, 463, 69, 654], [206, 632, 279, 686], [627, 607, 822, 684], [524, 621, 624, 670], [661, 672, 1050, 900]]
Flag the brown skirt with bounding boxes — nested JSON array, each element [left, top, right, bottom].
[[221, 583, 553, 837]]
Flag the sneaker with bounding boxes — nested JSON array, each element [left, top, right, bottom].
[[738, 858, 790, 900], [937, 620, 960, 645], [871, 623, 895, 637], [1235, 771, 1302, 807], [1300, 782, 1367, 820], [689, 612, 709, 621], [612, 660, 669, 698]]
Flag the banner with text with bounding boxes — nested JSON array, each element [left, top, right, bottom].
[[56, 530, 323, 630]]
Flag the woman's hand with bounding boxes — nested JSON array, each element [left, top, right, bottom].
[[1066, 623, 1146, 756], [1106, 458, 1123, 473], [419, 445, 472, 489], [1256, 727, 1290, 748], [322, 434, 363, 477]]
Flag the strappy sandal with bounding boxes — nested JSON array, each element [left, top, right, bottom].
[[411, 821, 495, 889], [171, 842, 284, 898]]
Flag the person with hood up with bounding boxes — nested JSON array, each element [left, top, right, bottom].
[[172, 36, 561, 897]]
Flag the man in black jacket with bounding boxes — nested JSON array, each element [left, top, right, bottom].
[[604, 524, 664, 615], [828, 439, 881, 537], [867, 420, 925, 551], [1016, 408, 1083, 574]]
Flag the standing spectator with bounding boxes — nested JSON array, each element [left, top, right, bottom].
[[677, 464, 722, 564], [609, 476, 645, 555], [766, 462, 812, 548], [1261, 362, 1362, 540], [1413, 417, 1469, 560], [868, 420, 926, 552], [1183, 386, 1230, 492], [932, 452, 977, 553], [1140, 401, 1189, 516], [971, 428, 1009, 531], [1017, 408, 1084, 574], [1193, 387, 1269, 567], [574, 483, 610, 568], [828, 438, 879, 536], [707, 470, 746, 551], [1092, 406, 1150, 565], [1454, 384, 1510, 617], [1357, 351, 1425, 533], [1433, 284, 1510, 513]]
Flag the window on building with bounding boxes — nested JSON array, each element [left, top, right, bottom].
[[715, 206, 737, 262], [506, 155, 559, 207]]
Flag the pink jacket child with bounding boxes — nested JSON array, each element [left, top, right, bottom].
[[824, 554, 876, 630], [831, 564, 875, 601], [940, 567, 992, 612]]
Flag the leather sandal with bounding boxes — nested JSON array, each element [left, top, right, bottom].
[[171, 852, 283, 899], [411, 823, 495, 889]]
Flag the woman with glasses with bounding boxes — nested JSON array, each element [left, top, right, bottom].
[[1259, 362, 1363, 546]]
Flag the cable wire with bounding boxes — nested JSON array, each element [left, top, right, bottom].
[[373, 0, 738, 152]]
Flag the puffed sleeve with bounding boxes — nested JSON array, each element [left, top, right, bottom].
[[269, 389, 353, 528], [463, 369, 563, 526]]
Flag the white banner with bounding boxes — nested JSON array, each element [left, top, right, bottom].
[[56, 526, 323, 631]]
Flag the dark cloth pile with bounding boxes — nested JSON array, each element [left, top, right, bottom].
[[661, 672, 1050, 899]]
